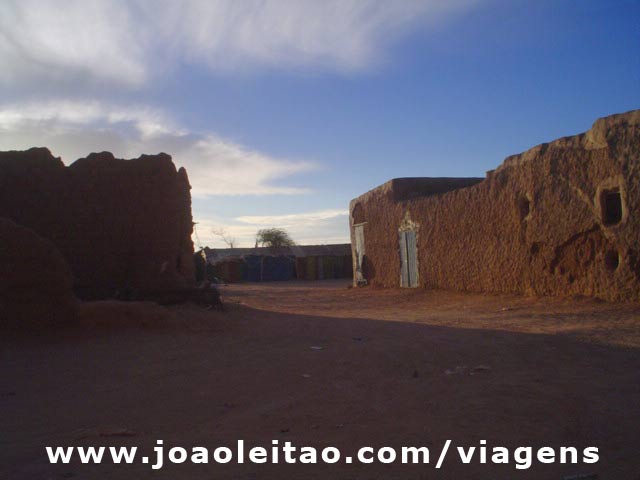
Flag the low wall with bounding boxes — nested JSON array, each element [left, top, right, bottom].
[[210, 254, 352, 283]]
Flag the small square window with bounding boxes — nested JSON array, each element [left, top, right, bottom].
[[601, 189, 622, 226]]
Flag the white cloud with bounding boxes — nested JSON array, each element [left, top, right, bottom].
[[237, 209, 348, 227], [0, 0, 147, 87], [187, 136, 314, 196], [147, 0, 471, 73], [0, 101, 172, 135], [0, 100, 314, 196], [0, 0, 479, 87]]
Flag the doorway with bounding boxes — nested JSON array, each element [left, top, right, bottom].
[[399, 230, 418, 288], [354, 224, 365, 284]]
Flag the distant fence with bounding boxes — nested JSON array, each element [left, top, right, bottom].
[[207, 254, 352, 283]]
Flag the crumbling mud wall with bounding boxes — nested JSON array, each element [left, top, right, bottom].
[[350, 110, 640, 301], [0, 148, 195, 299], [0, 218, 77, 330]]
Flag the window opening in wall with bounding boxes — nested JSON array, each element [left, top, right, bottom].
[[604, 250, 620, 272], [601, 189, 622, 226], [352, 203, 365, 225], [518, 195, 530, 221]]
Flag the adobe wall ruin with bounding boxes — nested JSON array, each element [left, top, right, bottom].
[[0, 148, 195, 299], [1, 218, 77, 330], [350, 110, 640, 301]]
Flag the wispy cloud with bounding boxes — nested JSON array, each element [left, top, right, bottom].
[[0, 0, 479, 87], [0, 1, 481, 246], [0, 101, 173, 134], [0, 0, 147, 87], [0, 100, 315, 196], [237, 209, 348, 227]]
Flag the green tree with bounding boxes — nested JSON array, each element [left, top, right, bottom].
[[256, 228, 295, 248]]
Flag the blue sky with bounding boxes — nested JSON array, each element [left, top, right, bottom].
[[0, 0, 638, 247]]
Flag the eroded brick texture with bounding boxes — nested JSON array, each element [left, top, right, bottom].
[[350, 110, 640, 301]]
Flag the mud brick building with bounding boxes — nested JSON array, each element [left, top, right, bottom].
[[349, 110, 640, 301], [0, 148, 195, 299]]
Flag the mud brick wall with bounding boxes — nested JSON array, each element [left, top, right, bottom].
[[0, 148, 195, 299], [350, 110, 640, 301], [0, 218, 77, 330]]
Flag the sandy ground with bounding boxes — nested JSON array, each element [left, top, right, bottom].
[[1, 280, 639, 479]]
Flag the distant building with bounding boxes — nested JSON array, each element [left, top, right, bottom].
[[349, 110, 640, 301], [202, 244, 352, 282]]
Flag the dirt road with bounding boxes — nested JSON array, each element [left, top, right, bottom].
[[2, 281, 639, 479]]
